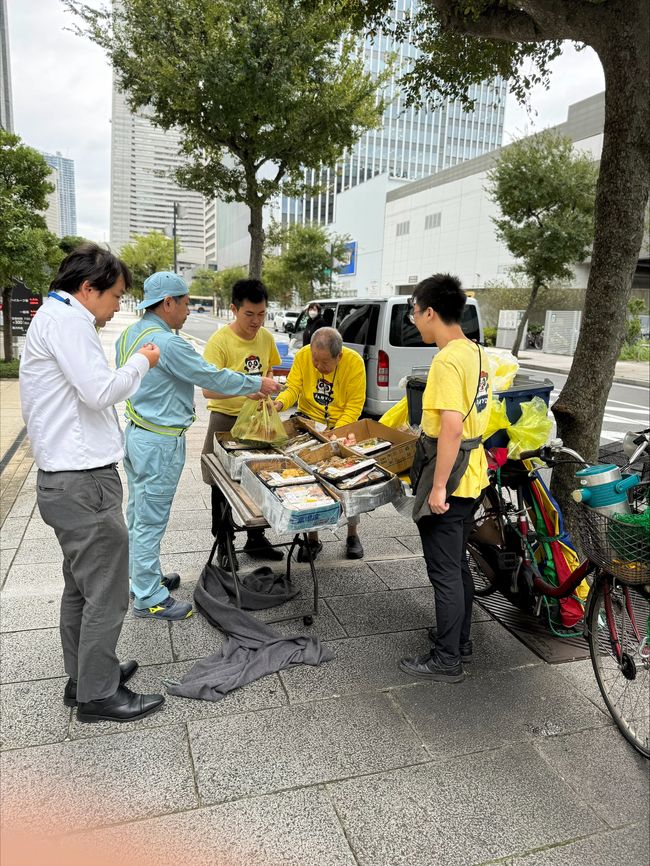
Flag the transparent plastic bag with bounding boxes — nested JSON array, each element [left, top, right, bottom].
[[482, 396, 511, 442], [506, 396, 552, 458], [231, 398, 288, 446], [485, 348, 519, 392], [379, 396, 409, 429]]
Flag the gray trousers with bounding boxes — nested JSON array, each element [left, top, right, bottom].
[[37, 466, 129, 703]]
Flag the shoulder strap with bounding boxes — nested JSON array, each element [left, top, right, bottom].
[[462, 342, 483, 423]]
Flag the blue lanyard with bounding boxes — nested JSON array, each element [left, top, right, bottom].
[[48, 291, 70, 305]]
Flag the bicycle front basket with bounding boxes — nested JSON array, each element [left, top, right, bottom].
[[578, 505, 650, 585]]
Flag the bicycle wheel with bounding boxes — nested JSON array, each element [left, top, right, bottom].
[[587, 575, 650, 757], [467, 485, 505, 597]]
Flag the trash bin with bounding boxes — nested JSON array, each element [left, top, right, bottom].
[[406, 370, 554, 449]]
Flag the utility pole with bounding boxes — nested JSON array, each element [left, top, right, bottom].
[[329, 243, 334, 296], [172, 202, 185, 274]]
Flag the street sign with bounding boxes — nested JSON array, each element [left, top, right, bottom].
[[11, 283, 42, 336]]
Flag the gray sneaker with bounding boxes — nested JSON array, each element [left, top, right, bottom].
[[134, 596, 193, 621]]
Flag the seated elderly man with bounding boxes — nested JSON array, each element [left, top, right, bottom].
[[274, 327, 366, 560]]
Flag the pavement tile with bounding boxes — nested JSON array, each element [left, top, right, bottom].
[[314, 536, 415, 562], [188, 692, 430, 804], [288, 561, 389, 597], [535, 726, 650, 827], [0, 547, 17, 583], [369, 556, 430, 589], [326, 587, 439, 637], [465, 619, 543, 674], [399, 534, 423, 555], [160, 550, 212, 582], [555, 658, 607, 712], [506, 822, 649, 866], [279, 630, 428, 703], [0, 517, 29, 550], [394, 665, 611, 759], [5, 492, 36, 519], [1, 559, 65, 593], [65, 787, 357, 866], [0, 627, 64, 682], [0, 726, 198, 835], [117, 616, 175, 666], [0, 677, 70, 750], [160, 528, 213, 555], [170, 493, 210, 513], [253, 598, 347, 640], [68, 661, 287, 740], [165, 509, 212, 533], [170, 609, 227, 661], [21, 518, 58, 541], [332, 516, 421, 541], [11, 537, 64, 566], [0, 589, 61, 632], [326, 743, 604, 866]]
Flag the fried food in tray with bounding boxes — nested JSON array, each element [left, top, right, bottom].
[[350, 437, 392, 456], [281, 433, 320, 454], [257, 466, 316, 487], [335, 466, 391, 490], [313, 454, 376, 480]]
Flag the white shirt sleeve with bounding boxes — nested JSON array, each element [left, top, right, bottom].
[[48, 316, 149, 411]]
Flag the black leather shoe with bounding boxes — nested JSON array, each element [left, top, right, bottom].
[[297, 539, 323, 563], [217, 543, 239, 572], [345, 535, 364, 559], [76, 685, 164, 723], [399, 653, 466, 683], [244, 533, 284, 561], [63, 660, 139, 707], [427, 627, 473, 663]]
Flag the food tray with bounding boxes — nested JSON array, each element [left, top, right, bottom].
[[257, 467, 316, 487], [351, 437, 393, 456], [213, 433, 280, 481], [240, 459, 341, 533], [293, 441, 404, 518], [328, 419, 417, 475]]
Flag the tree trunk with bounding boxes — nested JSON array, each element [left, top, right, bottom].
[[511, 280, 542, 357], [2, 286, 14, 363], [551, 15, 650, 514], [248, 203, 264, 280]]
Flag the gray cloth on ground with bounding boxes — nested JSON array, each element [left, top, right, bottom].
[[411, 433, 482, 523], [165, 563, 334, 702], [216, 564, 300, 610]]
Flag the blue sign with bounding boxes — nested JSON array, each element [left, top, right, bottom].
[[338, 241, 357, 276]]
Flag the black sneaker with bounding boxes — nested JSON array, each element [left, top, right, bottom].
[[345, 535, 364, 559], [244, 532, 284, 561], [427, 627, 473, 663], [399, 652, 466, 683]]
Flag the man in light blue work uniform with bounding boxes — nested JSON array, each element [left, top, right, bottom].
[[117, 272, 281, 621]]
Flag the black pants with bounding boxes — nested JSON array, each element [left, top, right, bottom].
[[417, 495, 478, 667]]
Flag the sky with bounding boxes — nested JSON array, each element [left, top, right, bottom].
[[8, 0, 605, 242]]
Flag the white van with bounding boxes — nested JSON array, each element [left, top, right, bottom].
[[289, 296, 484, 416]]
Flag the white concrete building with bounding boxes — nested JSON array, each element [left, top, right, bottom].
[[110, 86, 205, 278], [380, 93, 605, 295], [42, 165, 61, 236]]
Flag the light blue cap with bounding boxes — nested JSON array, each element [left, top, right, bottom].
[[136, 271, 189, 310]]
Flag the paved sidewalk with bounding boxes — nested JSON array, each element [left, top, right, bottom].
[[0, 311, 648, 866], [518, 350, 649, 387]]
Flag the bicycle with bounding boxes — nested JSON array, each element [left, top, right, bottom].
[[467, 430, 649, 757]]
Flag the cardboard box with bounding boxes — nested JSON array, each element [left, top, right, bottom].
[[326, 419, 417, 475]]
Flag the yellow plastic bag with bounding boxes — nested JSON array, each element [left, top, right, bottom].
[[379, 396, 409, 429], [231, 398, 288, 446], [482, 396, 511, 442], [485, 348, 519, 393], [507, 397, 552, 458]]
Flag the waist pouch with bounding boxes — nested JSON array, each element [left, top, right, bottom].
[[411, 433, 482, 523]]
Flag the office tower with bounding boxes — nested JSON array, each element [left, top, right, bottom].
[[0, 0, 13, 132], [110, 85, 205, 270], [42, 165, 61, 236], [282, 0, 507, 225], [42, 152, 77, 236]]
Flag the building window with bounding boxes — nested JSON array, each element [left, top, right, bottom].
[[424, 212, 441, 230], [396, 220, 410, 237]]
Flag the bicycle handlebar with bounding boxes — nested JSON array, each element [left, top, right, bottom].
[[518, 448, 544, 460]]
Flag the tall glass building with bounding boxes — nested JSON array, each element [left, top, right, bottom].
[[282, 0, 507, 225], [42, 151, 77, 237]]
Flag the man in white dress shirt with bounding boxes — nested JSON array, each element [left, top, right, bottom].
[[20, 244, 165, 723]]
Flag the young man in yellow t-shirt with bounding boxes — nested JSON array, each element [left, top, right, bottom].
[[399, 274, 491, 684], [274, 327, 367, 559], [201, 279, 282, 569]]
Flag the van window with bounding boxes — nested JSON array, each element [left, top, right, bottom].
[[389, 302, 481, 347], [336, 303, 379, 345], [294, 304, 336, 335]]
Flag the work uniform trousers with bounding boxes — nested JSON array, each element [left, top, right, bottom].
[[36, 466, 128, 703], [124, 423, 186, 609], [417, 495, 478, 668]]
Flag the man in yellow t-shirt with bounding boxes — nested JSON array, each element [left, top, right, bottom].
[[274, 328, 367, 559], [201, 279, 282, 569], [399, 274, 491, 685]]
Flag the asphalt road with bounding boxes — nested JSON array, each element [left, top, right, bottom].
[[182, 314, 649, 446]]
